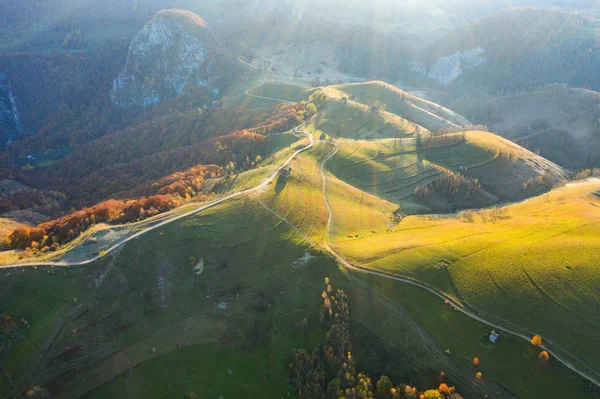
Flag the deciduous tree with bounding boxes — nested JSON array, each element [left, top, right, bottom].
[[531, 335, 543, 346]]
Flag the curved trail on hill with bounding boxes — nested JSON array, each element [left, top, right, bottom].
[[245, 84, 292, 103], [2, 86, 599, 389], [0, 126, 314, 270], [315, 143, 600, 389]]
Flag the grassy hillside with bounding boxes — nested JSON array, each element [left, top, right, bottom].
[[0, 185, 506, 399], [424, 131, 568, 200], [1, 140, 599, 399], [305, 97, 420, 140], [326, 138, 445, 213], [332, 178, 600, 374], [243, 81, 472, 138], [330, 81, 470, 130], [326, 131, 567, 215], [247, 81, 316, 103], [456, 86, 600, 169]]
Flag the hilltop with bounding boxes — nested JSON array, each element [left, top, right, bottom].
[[248, 81, 470, 135]]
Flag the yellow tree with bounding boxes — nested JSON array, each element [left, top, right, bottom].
[[531, 335, 543, 346]]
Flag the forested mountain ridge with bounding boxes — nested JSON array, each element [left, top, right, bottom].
[[416, 8, 600, 91], [0, 46, 128, 148]]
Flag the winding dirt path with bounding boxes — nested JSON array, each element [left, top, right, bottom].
[[245, 83, 292, 103], [0, 124, 314, 270]]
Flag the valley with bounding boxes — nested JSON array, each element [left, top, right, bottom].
[[2, 3, 600, 399]]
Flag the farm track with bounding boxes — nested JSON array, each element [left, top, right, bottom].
[[2, 84, 600, 390]]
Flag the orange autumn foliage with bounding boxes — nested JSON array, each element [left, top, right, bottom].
[[8, 195, 176, 249], [438, 383, 455, 395], [473, 357, 480, 366], [539, 351, 550, 362], [531, 334, 543, 346]]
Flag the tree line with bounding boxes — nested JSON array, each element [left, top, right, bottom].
[[288, 278, 464, 399], [7, 195, 175, 251], [414, 170, 488, 204]]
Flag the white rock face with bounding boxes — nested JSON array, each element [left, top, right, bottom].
[[414, 47, 486, 86], [0, 73, 22, 144], [110, 10, 227, 108]]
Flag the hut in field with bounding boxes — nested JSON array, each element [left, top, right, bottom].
[[279, 166, 292, 177]]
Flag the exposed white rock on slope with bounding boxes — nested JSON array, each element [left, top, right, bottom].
[[110, 10, 227, 108], [0, 73, 22, 144], [414, 47, 486, 86]]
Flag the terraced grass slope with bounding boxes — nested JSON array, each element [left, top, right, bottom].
[[326, 131, 568, 215], [242, 81, 472, 138], [329, 81, 471, 131], [424, 131, 569, 200], [332, 178, 600, 374], [305, 97, 420, 140], [261, 141, 399, 240], [326, 138, 446, 213]]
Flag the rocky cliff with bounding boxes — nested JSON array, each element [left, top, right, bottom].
[[0, 73, 22, 145], [413, 47, 486, 86], [110, 9, 235, 108]]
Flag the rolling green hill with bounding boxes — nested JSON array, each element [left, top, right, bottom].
[[0, 76, 598, 399], [330, 81, 471, 129], [326, 130, 568, 214], [4, 2, 600, 398], [305, 97, 420, 140], [245, 81, 471, 136], [1, 132, 598, 399], [332, 178, 600, 375]]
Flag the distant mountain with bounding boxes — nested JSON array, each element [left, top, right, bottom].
[[461, 85, 600, 169], [0, 0, 169, 29], [110, 10, 239, 108], [415, 8, 600, 91]]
